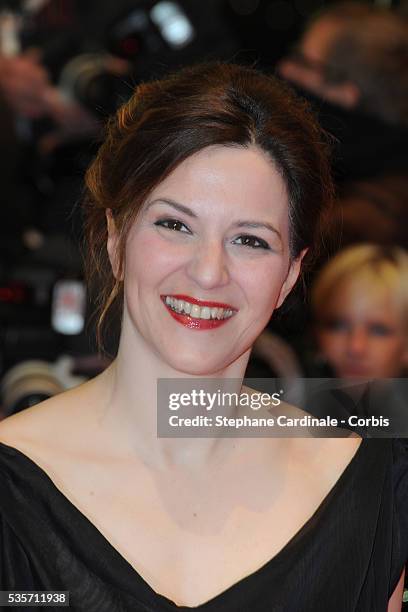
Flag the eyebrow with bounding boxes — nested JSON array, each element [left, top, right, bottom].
[[146, 198, 198, 218], [233, 220, 282, 243], [146, 198, 282, 242]]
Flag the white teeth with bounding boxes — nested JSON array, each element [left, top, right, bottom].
[[164, 297, 235, 320], [201, 306, 211, 320], [190, 304, 201, 318]]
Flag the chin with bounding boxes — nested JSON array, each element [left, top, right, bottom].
[[168, 360, 231, 377], [163, 349, 239, 377]]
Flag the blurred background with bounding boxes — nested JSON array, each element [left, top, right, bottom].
[[0, 0, 407, 420]]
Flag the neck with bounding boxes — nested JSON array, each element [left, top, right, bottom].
[[92, 321, 252, 470]]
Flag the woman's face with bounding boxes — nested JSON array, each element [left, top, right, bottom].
[[317, 277, 407, 378], [109, 145, 304, 375]]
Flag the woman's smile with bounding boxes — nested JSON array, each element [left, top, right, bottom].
[[161, 294, 238, 330]]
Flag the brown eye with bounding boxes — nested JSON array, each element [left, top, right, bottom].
[[155, 218, 191, 233], [232, 234, 270, 250]]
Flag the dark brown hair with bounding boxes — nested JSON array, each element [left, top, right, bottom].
[[83, 62, 334, 347]]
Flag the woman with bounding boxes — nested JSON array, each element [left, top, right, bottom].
[[0, 63, 406, 611]]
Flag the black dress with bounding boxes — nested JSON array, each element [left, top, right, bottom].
[[0, 438, 407, 612]]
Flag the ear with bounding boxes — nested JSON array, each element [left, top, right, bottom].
[[106, 209, 122, 280], [276, 248, 308, 309]]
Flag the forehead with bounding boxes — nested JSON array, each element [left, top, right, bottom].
[[145, 145, 289, 222], [326, 274, 404, 324]]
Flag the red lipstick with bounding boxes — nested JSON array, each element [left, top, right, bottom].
[[161, 295, 237, 330]]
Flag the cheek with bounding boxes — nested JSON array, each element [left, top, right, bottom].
[[238, 261, 287, 314], [375, 338, 406, 363], [318, 332, 344, 358], [368, 339, 406, 377], [125, 232, 184, 284]]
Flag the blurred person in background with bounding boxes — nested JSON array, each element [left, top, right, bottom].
[[303, 244, 408, 459], [277, 2, 408, 182], [279, 3, 408, 126], [311, 244, 408, 379]]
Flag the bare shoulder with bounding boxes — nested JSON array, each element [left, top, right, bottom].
[[280, 399, 362, 473], [291, 433, 362, 462], [288, 434, 363, 490], [0, 375, 102, 461], [241, 384, 362, 479]]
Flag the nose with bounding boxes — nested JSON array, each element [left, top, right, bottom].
[[186, 238, 230, 290], [346, 327, 369, 357]]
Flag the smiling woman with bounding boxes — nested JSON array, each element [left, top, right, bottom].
[[109, 144, 304, 374], [0, 62, 407, 612], [84, 62, 333, 354]]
